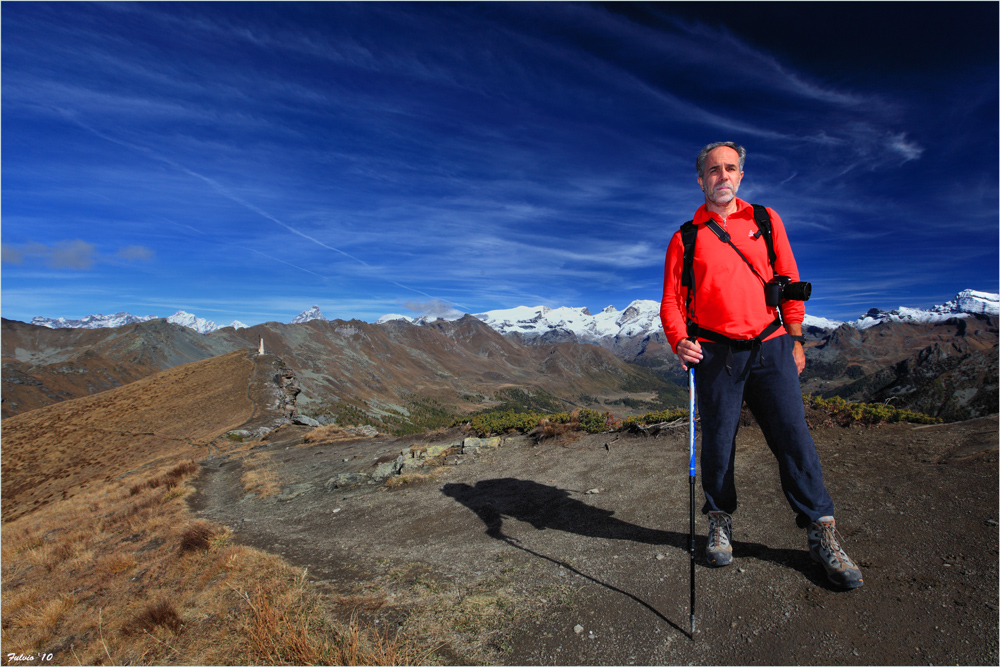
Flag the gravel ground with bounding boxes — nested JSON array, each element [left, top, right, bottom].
[[189, 410, 999, 665]]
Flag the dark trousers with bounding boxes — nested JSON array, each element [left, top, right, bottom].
[[695, 335, 834, 528]]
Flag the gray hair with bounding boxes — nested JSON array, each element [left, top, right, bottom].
[[696, 141, 746, 177]]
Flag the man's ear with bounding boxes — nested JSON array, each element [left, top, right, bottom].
[[697, 175, 704, 191]]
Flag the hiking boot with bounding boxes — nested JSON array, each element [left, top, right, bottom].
[[808, 517, 863, 589], [706, 511, 733, 567]]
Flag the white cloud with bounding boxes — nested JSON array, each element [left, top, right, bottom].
[[888, 133, 924, 162], [116, 245, 155, 262]]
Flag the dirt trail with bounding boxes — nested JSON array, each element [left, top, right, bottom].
[[189, 411, 999, 665]]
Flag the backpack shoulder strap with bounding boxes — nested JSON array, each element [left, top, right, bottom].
[[679, 220, 697, 288], [751, 204, 776, 266], [679, 220, 698, 328]]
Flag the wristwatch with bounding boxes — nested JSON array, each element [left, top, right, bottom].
[[789, 335, 806, 344]]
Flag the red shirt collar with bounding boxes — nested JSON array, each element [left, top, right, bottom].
[[692, 197, 751, 225]]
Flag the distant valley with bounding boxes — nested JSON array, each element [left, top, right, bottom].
[[1, 315, 677, 427], [4, 290, 997, 425]]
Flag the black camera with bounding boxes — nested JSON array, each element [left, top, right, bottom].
[[765, 275, 811, 307]]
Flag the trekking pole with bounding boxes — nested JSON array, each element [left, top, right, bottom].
[[688, 365, 696, 637]]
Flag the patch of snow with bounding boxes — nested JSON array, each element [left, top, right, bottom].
[[376, 313, 414, 324], [803, 314, 844, 330]]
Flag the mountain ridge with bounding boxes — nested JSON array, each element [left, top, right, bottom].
[[7, 291, 996, 425], [24, 290, 998, 339], [2, 314, 674, 424]]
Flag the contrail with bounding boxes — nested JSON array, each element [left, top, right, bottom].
[[63, 111, 458, 306], [240, 246, 331, 281]]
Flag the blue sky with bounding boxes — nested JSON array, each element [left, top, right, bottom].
[[3, 2, 997, 326]]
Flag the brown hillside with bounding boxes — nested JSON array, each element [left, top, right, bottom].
[[1, 318, 242, 419], [802, 315, 998, 389], [2, 316, 667, 425], [1, 350, 263, 523], [211, 315, 667, 416]]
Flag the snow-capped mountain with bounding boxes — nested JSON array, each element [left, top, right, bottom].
[[802, 314, 845, 331], [470, 302, 848, 342], [30, 311, 245, 333], [375, 311, 468, 326], [849, 290, 999, 329], [376, 313, 415, 324], [166, 311, 219, 334], [472, 300, 662, 343], [462, 290, 997, 342], [26, 290, 997, 338], [30, 312, 158, 329], [165, 311, 246, 333], [291, 305, 326, 324]]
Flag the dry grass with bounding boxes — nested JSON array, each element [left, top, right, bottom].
[[0, 456, 419, 665], [302, 424, 354, 444], [1, 351, 258, 524], [178, 522, 217, 553], [239, 451, 280, 498], [123, 600, 185, 636], [0, 351, 446, 665], [535, 415, 585, 445]]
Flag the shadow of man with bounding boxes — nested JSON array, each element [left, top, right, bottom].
[[443, 477, 691, 633], [442, 477, 830, 587], [441, 477, 686, 548]]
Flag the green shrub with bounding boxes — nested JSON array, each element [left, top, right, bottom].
[[620, 408, 689, 430], [577, 408, 610, 433], [465, 409, 544, 436], [460, 407, 624, 437], [808, 395, 941, 426]]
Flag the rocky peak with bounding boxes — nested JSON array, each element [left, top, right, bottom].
[[291, 305, 326, 324]]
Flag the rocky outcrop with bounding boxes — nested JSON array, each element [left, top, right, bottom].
[[291, 414, 321, 427], [823, 340, 999, 421], [325, 436, 505, 490]]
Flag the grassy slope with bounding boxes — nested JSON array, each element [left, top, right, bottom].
[[1, 351, 408, 665]]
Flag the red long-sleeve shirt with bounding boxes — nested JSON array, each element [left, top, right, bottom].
[[660, 198, 804, 354]]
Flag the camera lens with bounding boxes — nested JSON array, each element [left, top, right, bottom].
[[783, 281, 812, 301]]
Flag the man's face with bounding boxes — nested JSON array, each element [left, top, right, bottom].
[[698, 146, 743, 208]]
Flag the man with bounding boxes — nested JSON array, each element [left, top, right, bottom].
[[659, 141, 863, 590]]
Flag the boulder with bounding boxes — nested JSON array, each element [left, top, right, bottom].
[[462, 436, 501, 454], [409, 443, 458, 459], [291, 414, 321, 427], [372, 460, 401, 481], [399, 458, 425, 474], [424, 443, 456, 459], [325, 473, 371, 491]]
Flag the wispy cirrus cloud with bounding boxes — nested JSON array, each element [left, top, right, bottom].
[[0, 2, 994, 326]]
